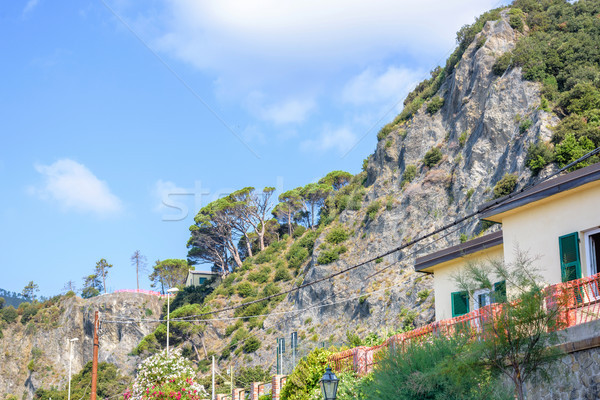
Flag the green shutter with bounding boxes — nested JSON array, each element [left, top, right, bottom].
[[559, 232, 581, 282], [451, 291, 469, 317], [493, 281, 506, 303]]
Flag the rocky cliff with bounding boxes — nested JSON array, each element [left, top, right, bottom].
[[240, 9, 559, 369], [0, 293, 163, 399], [1, 8, 566, 391]]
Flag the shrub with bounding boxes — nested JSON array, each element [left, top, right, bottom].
[[261, 283, 281, 297], [458, 130, 469, 146], [555, 133, 597, 170], [248, 270, 270, 284], [466, 188, 475, 201], [326, 227, 348, 244], [286, 244, 309, 269], [274, 267, 292, 282], [1, 306, 18, 323], [519, 118, 533, 133], [400, 164, 417, 188], [423, 147, 443, 167], [426, 96, 445, 115], [377, 124, 394, 141], [526, 141, 555, 174], [317, 250, 339, 265], [130, 349, 208, 399], [292, 225, 306, 238], [509, 8, 525, 32], [417, 289, 431, 301], [243, 336, 262, 353], [366, 201, 381, 221], [493, 174, 518, 199], [236, 282, 257, 298], [367, 335, 511, 400], [21, 304, 39, 324], [279, 348, 333, 400], [492, 51, 513, 75]]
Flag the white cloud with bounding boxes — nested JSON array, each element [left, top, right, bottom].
[[148, 0, 501, 76], [245, 93, 316, 124], [301, 127, 358, 155], [153, 179, 188, 212], [23, 0, 39, 16], [33, 159, 122, 215], [341, 66, 425, 106]]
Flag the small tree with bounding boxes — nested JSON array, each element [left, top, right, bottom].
[[130, 250, 147, 291], [81, 274, 102, 298], [94, 259, 113, 294], [149, 259, 190, 292], [454, 251, 565, 400], [22, 281, 39, 300]]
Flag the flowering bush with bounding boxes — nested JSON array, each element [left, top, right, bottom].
[[126, 349, 208, 400]]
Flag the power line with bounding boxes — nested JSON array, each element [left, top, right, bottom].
[[102, 147, 600, 326]]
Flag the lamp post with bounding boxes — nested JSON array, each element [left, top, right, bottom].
[[166, 287, 179, 357], [319, 367, 339, 400], [67, 338, 79, 400]]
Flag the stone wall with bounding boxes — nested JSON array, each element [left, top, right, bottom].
[[527, 320, 600, 400]]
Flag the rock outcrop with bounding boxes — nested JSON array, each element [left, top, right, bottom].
[[0, 293, 163, 399]]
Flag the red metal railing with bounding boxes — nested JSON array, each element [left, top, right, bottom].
[[113, 289, 174, 298], [328, 272, 600, 374]]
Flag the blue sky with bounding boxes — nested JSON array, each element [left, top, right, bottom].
[[0, 0, 509, 297]]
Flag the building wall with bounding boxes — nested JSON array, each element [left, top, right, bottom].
[[432, 245, 504, 321], [500, 182, 600, 285]]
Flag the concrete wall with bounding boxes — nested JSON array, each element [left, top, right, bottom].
[[431, 245, 504, 321]]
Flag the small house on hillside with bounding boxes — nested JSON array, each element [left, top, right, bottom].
[[185, 270, 219, 287], [415, 163, 600, 321]]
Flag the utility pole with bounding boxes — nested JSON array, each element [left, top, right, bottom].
[[230, 364, 233, 399], [212, 355, 215, 400], [90, 311, 99, 400]]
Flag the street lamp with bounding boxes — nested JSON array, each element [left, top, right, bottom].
[[166, 287, 179, 357], [319, 367, 339, 400], [67, 338, 79, 400]]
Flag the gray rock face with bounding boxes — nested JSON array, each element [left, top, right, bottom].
[[0, 293, 163, 399], [249, 12, 559, 366]]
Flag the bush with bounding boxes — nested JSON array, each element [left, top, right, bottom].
[[492, 51, 513, 76], [367, 335, 511, 400], [286, 244, 309, 269], [248, 270, 270, 284], [458, 130, 469, 146], [326, 227, 348, 244], [1, 306, 18, 323], [555, 133, 597, 170], [21, 304, 39, 324], [279, 348, 333, 400], [366, 201, 381, 221], [243, 336, 262, 353], [236, 282, 257, 298], [509, 8, 525, 32], [423, 147, 443, 167], [261, 283, 281, 297], [526, 141, 555, 174], [274, 267, 292, 282], [400, 165, 417, 188], [377, 124, 394, 141], [292, 225, 306, 238], [317, 250, 339, 265], [426, 96, 445, 115], [519, 118, 533, 133], [493, 174, 518, 199]]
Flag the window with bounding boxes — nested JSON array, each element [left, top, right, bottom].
[[451, 291, 469, 317], [199, 277, 207, 284], [473, 289, 491, 310], [559, 232, 581, 282], [585, 229, 600, 277]]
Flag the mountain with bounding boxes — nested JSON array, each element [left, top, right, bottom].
[[3, 0, 600, 397]]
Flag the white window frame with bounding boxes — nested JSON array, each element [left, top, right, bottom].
[[584, 227, 600, 277], [473, 288, 492, 310]]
